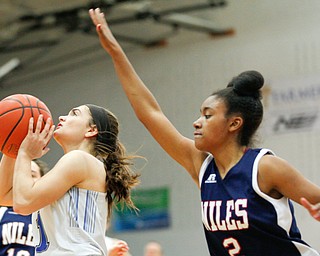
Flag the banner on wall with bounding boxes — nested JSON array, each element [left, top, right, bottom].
[[111, 186, 170, 233], [262, 75, 320, 135]]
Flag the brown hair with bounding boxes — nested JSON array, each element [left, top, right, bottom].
[[86, 104, 141, 221]]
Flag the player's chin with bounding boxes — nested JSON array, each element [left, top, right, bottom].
[[53, 130, 60, 140], [52, 134, 63, 147], [194, 139, 204, 151], [194, 139, 210, 153]]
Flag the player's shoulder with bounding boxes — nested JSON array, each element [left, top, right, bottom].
[[64, 149, 91, 157], [258, 150, 293, 183], [259, 153, 287, 169], [59, 150, 103, 177], [60, 150, 97, 164], [53, 150, 99, 178]]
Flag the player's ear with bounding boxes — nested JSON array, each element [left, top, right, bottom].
[[85, 125, 98, 138], [229, 116, 243, 132]]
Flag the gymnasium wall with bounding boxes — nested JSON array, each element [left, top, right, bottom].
[[1, 1, 320, 255]]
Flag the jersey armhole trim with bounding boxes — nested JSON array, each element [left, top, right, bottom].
[[252, 148, 293, 234], [0, 207, 8, 221], [199, 154, 213, 187]]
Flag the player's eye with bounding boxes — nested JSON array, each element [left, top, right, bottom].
[[70, 109, 78, 116]]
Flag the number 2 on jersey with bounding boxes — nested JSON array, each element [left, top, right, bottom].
[[223, 237, 241, 256]]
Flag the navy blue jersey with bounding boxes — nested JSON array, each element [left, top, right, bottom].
[[0, 206, 35, 256], [199, 148, 319, 256]]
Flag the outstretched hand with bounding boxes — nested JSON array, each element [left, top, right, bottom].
[[19, 115, 55, 160], [300, 197, 320, 221], [89, 8, 120, 55]]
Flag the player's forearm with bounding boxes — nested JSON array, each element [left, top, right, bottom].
[[0, 155, 15, 203], [12, 152, 34, 214]]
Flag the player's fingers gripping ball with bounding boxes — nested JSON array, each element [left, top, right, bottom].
[[0, 94, 53, 158]]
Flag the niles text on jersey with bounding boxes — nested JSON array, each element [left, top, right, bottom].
[[2, 222, 34, 246], [201, 199, 248, 231]]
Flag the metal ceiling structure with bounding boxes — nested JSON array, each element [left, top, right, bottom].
[[0, 0, 234, 85], [0, 0, 232, 51]]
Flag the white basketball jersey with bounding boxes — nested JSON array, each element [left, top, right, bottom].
[[32, 187, 108, 255]]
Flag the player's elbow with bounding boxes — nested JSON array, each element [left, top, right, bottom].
[[13, 199, 33, 215]]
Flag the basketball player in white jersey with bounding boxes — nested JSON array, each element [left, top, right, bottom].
[[0, 104, 140, 255]]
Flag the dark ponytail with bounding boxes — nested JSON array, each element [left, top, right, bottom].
[[212, 70, 264, 146], [227, 70, 264, 99]]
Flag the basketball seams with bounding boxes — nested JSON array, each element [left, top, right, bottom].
[[0, 107, 50, 118], [0, 98, 24, 117], [35, 98, 47, 127], [25, 95, 35, 121], [0, 98, 24, 152], [0, 94, 52, 158], [3, 97, 24, 105], [1, 109, 25, 152], [0, 107, 24, 117]]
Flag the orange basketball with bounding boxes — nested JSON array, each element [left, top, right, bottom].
[[0, 94, 53, 158]]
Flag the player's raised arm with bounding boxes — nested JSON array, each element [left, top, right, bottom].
[[89, 8, 206, 183]]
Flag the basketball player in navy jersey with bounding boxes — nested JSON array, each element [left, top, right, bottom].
[[0, 159, 47, 256], [90, 8, 320, 255]]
